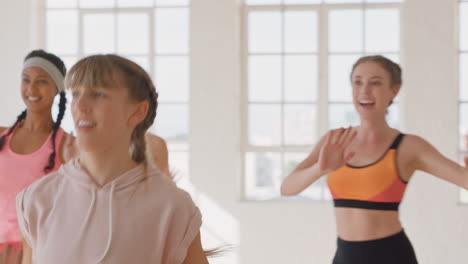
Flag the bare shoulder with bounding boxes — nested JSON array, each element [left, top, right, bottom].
[[59, 132, 77, 163], [398, 133, 435, 163], [0, 127, 7, 135], [146, 133, 168, 151], [61, 131, 74, 142], [401, 134, 432, 149], [59, 132, 75, 149]]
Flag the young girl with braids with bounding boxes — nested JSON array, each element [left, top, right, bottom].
[[281, 55, 468, 264], [0, 50, 72, 264], [16, 54, 209, 264]]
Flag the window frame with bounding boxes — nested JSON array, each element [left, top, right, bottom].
[[39, 0, 192, 178], [241, 1, 403, 201], [458, 0, 468, 204]]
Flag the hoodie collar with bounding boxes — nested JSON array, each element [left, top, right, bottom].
[[61, 158, 147, 191]]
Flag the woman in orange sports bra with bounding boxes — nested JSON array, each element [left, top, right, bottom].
[[281, 55, 468, 264]]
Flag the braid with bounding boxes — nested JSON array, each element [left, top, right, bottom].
[[131, 126, 147, 163], [130, 78, 158, 163], [0, 110, 27, 151], [44, 91, 67, 172], [146, 81, 158, 130]]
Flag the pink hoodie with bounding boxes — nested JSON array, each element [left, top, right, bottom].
[[16, 159, 201, 264]]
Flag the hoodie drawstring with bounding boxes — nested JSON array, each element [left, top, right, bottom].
[[79, 189, 96, 234], [95, 182, 115, 263]]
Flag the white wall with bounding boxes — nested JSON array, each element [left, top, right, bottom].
[[0, 0, 36, 125], [401, 0, 468, 263], [1, 0, 467, 263]]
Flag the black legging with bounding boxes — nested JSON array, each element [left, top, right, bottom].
[[332, 230, 418, 264]]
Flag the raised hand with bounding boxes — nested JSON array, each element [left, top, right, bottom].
[[318, 127, 357, 173]]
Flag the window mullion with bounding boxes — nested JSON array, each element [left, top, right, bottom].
[[78, 10, 84, 59], [318, 5, 329, 137], [149, 8, 155, 78]]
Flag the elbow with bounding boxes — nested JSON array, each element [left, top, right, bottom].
[[463, 159, 468, 190], [280, 183, 295, 196], [280, 185, 288, 196], [463, 170, 468, 191]]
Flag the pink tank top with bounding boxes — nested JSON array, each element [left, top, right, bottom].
[[0, 125, 64, 243]]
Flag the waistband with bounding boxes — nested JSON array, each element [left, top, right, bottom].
[[337, 229, 407, 247]]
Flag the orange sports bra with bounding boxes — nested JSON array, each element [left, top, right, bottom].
[[327, 133, 408, 211]]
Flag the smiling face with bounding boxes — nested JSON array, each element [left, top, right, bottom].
[[21, 67, 58, 114], [351, 61, 400, 121], [71, 83, 138, 153], [66, 55, 156, 161]]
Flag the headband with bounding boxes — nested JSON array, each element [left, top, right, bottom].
[[23, 57, 65, 93]]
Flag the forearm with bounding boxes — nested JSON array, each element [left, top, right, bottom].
[[463, 170, 468, 190], [463, 156, 468, 191], [21, 240, 32, 264], [280, 163, 326, 196]]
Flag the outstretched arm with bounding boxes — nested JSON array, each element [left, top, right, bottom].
[[21, 236, 32, 264], [411, 135, 468, 190]]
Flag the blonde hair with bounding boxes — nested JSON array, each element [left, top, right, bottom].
[[65, 54, 158, 163]]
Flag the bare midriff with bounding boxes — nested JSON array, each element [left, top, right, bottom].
[[335, 207, 402, 241]]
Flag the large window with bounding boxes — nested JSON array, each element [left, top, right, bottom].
[[243, 0, 402, 201], [45, 0, 191, 179], [459, 0, 468, 203]]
